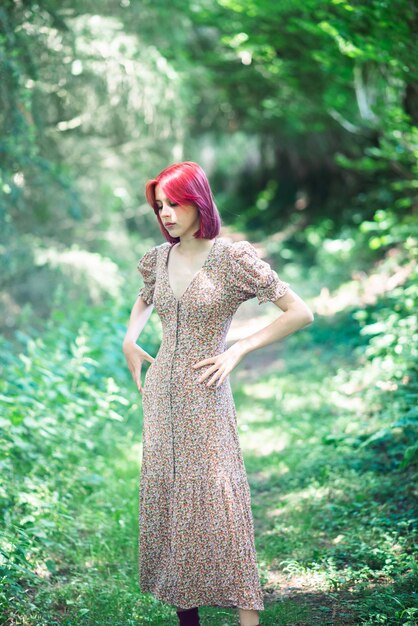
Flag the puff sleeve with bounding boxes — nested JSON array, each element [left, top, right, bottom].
[[229, 240, 290, 305], [136, 246, 158, 305]]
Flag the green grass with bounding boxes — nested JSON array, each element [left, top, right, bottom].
[[1, 287, 417, 625], [233, 330, 417, 625]]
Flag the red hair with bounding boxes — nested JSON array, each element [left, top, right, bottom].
[[145, 161, 222, 243]]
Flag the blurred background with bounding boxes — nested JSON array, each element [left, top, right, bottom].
[[1, 1, 417, 624]]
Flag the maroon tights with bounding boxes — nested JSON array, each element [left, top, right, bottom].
[[176, 607, 201, 626]]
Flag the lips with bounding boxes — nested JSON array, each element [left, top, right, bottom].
[[165, 223, 176, 227]]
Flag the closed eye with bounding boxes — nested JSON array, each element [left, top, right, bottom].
[[156, 202, 178, 210]]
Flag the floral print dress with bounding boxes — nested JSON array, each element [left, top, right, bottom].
[[136, 237, 289, 611]]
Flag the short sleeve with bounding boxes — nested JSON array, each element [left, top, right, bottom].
[[136, 246, 158, 305], [229, 240, 290, 305]]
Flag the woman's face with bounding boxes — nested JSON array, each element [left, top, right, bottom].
[[155, 183, 200, 239]]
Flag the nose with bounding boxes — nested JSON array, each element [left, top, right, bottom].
[[160, 203, 173, 218]]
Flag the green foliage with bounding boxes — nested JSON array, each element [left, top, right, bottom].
[[0, 298, 161, 617], [2, 0, 417, 250], [0, 1, 193, 328], [1, 222, 417, 622], [0, 0, 417, 622]]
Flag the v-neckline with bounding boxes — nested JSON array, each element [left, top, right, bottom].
[[164, 238, 219, 302]]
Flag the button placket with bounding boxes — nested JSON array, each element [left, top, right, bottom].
[[168, 299, 180, 481]]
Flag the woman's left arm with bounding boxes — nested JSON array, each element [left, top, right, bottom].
[[193, 288, 314, 388], [235, 287, 314, 357]]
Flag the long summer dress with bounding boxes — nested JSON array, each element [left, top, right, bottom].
[[136, 237, 289, 611]]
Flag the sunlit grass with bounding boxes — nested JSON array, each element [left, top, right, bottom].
[[2, 279, 416, 625]]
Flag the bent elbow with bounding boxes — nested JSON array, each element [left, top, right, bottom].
[[303, 310, 315, 326]]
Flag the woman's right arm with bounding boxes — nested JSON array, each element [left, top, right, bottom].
[[122, 296, 155, 395]]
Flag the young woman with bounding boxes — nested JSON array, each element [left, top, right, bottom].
[[123, 161, 314, 626]]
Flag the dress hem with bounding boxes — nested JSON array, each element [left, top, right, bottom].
[[139, 586, 265, 612]]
